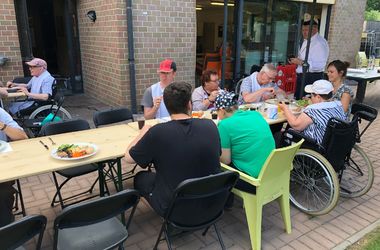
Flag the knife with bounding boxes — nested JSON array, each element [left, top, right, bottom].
[[39, 140, 49, 150]]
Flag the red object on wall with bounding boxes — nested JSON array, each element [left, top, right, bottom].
[[275, 64, 297, 93]]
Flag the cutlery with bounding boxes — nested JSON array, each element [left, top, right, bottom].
[[39, 140, 49, 150], [48, 137, 56, 145]]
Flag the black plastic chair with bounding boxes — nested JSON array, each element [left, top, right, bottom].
[[0, 214, 47, 250], [93, 107, 139, 191], [351, 103, 378, 140], [153, 171, 239, 250], [40, 119, 106, 209], [53, 189, 140, 250]]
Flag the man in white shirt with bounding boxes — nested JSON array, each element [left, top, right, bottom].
[[289, 13, 329, 99], [238, 63, 282, 104]]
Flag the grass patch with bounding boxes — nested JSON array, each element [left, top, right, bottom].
[[348, 226, 380, 250]]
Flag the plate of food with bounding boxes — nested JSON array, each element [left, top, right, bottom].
[[0, 140, 7, 153], [51, 143, 98, 160], [239, 103, 263, 111], [295, 99, 310, 108], [289, 103, 303, 115]]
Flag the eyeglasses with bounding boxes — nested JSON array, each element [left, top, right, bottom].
[[209, 79, 220, 84], [264, 72, 276, 81]]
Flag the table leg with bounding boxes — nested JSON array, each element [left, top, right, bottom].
[[98, 163, 105, 196], [354, 79, 367, 104], [117, 158, 123, 191]]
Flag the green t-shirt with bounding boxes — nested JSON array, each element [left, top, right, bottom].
[[218, 110, 275, 178]]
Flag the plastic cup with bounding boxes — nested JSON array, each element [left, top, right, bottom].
[[138, 120, 145, 130]]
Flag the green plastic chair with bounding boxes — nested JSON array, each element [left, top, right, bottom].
[[221, 139, 303, 250]]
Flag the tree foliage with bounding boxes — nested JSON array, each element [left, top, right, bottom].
[[365, 10, 380, 21], [366, 0, 380, 11]]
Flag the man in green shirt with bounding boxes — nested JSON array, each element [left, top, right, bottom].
[[216, 92, 275, 179]]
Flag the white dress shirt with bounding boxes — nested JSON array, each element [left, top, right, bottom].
[[297, 33, 329, 73]]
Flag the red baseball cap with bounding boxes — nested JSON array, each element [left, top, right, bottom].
[[158, 59, 177, 73]]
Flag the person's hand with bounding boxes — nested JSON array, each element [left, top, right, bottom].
[[0, 88, 7, 96], [278, 102, 288, 111], [153, 96, 162, 109], [209, 90, 219, 102], [18, 87, 29, 96], [6, 81, 14, 88], [288, 58, 303, 66]]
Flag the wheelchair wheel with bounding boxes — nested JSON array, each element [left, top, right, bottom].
[[290, 149, 340, 216], [29, 105, 72, 120], [340, 145, 374, 198]]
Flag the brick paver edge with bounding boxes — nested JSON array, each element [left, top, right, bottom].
[[332, 218, 380, 250]]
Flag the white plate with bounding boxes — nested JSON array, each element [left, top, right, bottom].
[[0, 140, 7, 153], [51, 143, 98, 161]]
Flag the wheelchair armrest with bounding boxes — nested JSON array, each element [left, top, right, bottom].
[[351, 103, 378, 122], [282, 129, 325, 152]]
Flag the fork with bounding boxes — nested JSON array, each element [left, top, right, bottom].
[[48, 137, 56, 145]]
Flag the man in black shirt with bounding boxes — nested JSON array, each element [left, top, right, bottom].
[[125, 82, 221, 216]]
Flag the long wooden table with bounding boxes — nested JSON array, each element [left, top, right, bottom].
[[0, 124, 139, 194], [127, 111, 287, 131]]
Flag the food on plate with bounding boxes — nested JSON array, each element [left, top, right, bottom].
[[191, 111, 204, 118], [56, 144, 94, 158], [296, 99, 310, 107]]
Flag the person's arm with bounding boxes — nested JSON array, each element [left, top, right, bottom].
[[191, 88, 208, 111], [144, 96, 162, 119], [279, 103, 312, 131], [124, 125, 151, 164], [220, 148, 231, 165], [0, 121, 27, 141], [242, 87, 274, 103], [340, 92, 351, 113], [6, 81, 28, 88], [18, 87, 49, 100]]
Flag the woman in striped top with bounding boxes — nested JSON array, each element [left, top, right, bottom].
[[279, 80, 346, 144]]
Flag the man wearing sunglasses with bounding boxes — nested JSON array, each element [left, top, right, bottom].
[[238, 63, 285, 104], [6, 58, 54, 115], [141, 59, 177, 119]]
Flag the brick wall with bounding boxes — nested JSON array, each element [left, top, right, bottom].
[[0, 0, 23, 84], [77, 0, 196, 109], [132, 0, 196, 108], [77, 0, 129, 107], [328, 0, 367, 66]]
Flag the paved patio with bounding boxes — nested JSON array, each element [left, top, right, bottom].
[[17, 81, 380, 249]]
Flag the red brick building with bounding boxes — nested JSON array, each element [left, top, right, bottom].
[[0, 0, 367, 111]]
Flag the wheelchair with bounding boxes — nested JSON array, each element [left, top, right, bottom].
[[11, 79, 72, 137], [282, 103, 377, 216]]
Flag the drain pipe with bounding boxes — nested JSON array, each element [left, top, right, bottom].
[[126, 0, 137, 113]]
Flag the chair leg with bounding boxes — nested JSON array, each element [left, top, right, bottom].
[[51, 172, 66, 208], [16, 180, 26, 216], [153, 223, 166, 250], [213, 224, 226, 250], [278, 194, 292, 234], [242, 194, 262, 250], [163, 224, 173, 250]]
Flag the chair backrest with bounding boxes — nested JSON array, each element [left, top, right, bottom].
[[256, 140, 303, 201], [321, 117, 358, 171], [0, 215, 47, 250], [53, 189, 140, 245], [93, 107, 133, 128], [40, 119, 90, 136], [164, 171, 239, 228]]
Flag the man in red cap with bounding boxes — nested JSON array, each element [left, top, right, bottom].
[[6, 57, 55, 115], [141, 59, 177, 119]]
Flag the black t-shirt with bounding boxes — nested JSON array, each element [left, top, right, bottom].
[[130, 118, 221, 215]]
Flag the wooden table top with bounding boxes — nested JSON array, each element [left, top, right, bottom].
[[0, 124, 139, 183]]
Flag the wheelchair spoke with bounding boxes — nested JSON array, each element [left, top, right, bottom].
[[340, 145, 374, 198]]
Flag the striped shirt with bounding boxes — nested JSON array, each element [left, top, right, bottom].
[[303, 101, 346, 144]]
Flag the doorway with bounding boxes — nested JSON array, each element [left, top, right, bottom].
[[14, 0, 83, 94]]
